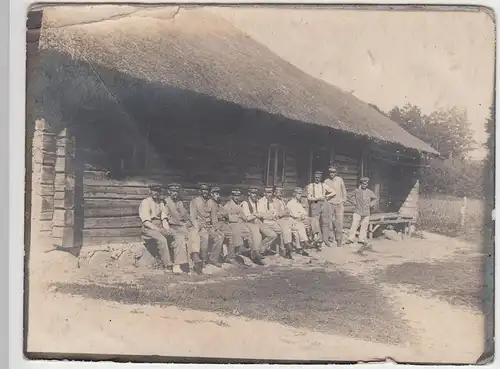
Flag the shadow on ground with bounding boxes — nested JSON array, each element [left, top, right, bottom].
[[52, 266, 413, 345], [374, 256, 485, 311]]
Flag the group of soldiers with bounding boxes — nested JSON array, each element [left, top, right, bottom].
[[138, 166, 378, 275]]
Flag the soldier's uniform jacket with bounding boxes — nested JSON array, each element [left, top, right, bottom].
[[164, 197, 192, 228]]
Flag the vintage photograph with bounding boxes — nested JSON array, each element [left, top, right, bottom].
[[24, 4, 495, 364]]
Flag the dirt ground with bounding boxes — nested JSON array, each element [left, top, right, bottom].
[[25, 231, 492, 364]]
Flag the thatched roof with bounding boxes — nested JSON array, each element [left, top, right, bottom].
[[38, 6, 438, 155]]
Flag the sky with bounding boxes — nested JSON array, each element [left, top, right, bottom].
[[212, 7, 495, 159]]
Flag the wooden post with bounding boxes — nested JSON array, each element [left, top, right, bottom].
[[460, 196, 468, 230], [31, 119, 56, 236], [52, 128, 76, 248]]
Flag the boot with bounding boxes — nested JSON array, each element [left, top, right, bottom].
[[251, 250, 265, 265], [284, 243, 293, 259], [172, 264, 183, 275], [191, 252, 203, 275], [299, 242, 311, 256]]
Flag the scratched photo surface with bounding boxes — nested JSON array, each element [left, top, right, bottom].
[[24, 5, 495, 364]]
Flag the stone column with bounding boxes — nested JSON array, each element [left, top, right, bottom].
[[31, 119, 56, 239], [52, 128, 76, 248]]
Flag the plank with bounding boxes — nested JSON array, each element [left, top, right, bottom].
[[84, 215, 141, 229], [83, 227, 142, 238], [83, 177, 150, 187]]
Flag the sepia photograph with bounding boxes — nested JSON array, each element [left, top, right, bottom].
[[24, 4, 495, 364]]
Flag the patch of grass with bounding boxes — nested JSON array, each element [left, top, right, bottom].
[[417, 195, 485, 241], [52, 266, 413, 345], [374, 257, 485, 311]]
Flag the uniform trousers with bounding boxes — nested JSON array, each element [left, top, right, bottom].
[[166, 224, 193, 265], [141, 219, 176, 267], [348, 213, 370, 243], [309, 201, 331, 242], [329, 202, 345, 244], [190, 225, 224, 264]]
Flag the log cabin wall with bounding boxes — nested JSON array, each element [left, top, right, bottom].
[[78, 112, 366, 247], [368, 145, 422, 218]]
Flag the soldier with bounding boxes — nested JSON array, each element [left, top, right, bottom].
[[138, 184, 181, 274], [307, 171, 336, 248], [190, 184, 224, 268], [210, 186, 244, 266], [346, 177, 378, 252], [240, 188, 267, 264], [286, 187, 313, 255], [256, 186, 282, 255], [164, 183, 203, 274], [324, 166, 347, 246], [271, 185, 295, 259]]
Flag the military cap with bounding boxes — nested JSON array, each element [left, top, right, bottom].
[[360, 177, 370, 183], [149, 184, 163, 191], [293, 187, 304, 193], [211, 186, 221, 193], [314, 170, 323, 175], [248, 187, 259, 194], [274, 184, 284, 190], [231, 189, 242, 195], [199, 183, 210, 190], [328, 166, 338, 172], [167, 183, 181, 191], [264, 186, 274, 192]]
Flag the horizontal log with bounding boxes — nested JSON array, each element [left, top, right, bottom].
[[32, 149, 56, 166], [84, 198, 142, 208], [34, 211, 53, 222], [84, 185, 150, 196], [84, 192, 146, 200], [36, 220, 52, 232], [84, 206, 138, 217], [32, 165, 55, 185], [55, 156, 72, 173], [83, 227, 142, 238], [83, 177, 150, 187], [34, 119, 51, 132], [31, 183, 54, 197], [82, 236, 142, 247], [84, 215, 141, 229]]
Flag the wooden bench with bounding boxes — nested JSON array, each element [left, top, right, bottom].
[[367, 212, 416, 239]]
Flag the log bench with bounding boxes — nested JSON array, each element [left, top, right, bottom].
[[367, 212, 416, 239]]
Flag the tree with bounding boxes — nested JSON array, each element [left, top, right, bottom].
[[388, 103, 484, 198], [388, 104, 476, 159]]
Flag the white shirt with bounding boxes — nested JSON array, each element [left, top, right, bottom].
[[257, 197, 278, 223], [307, 182, 335, 201], [138, 197, 168, 223], [287, 198, 308, 220]]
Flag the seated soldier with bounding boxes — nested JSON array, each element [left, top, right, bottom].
[[287, 187, 313, 255], [271, 184, 295, 259], [256, 186, 282, 255], [164, 183, 203, 275], [240, 188, 267, 265], [210, 186, 243, 266], [190, 184, 224, 268], [138, 184, 180, 274]]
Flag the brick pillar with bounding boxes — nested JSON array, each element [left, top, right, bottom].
[[31, 119, 56, 238], [52, 128, 76, 248]]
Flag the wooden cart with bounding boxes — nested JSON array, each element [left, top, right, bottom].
[[367, 212, 416, 239]]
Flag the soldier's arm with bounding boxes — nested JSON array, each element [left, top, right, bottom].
[[190, 199, 200, 230]]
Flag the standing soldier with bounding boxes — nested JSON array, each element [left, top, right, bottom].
[[240, 188, 267, 264], [346, 177, 378, 252], [257, 186, 282, 255], [138, 184, 180, 274], [164, 183, 203, 275], [210, 186, 244, 266], [324, 166, 347, 246], [272, 185, 296, 259], [307, 171, 336, 248], [190, 184, 224, 268], [286, 187, 313, 255]]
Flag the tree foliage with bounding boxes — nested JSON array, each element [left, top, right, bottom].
[[387, 103, 486, 198]]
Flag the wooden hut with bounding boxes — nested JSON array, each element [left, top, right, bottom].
[[26, 6, 439, 251]]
